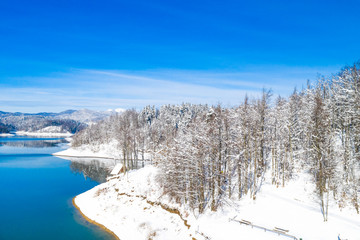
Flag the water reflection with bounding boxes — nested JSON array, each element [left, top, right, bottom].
[[0, 139, 67, 148], [0, 136, 68, 167], [69, 159, 112, 183], [0, 136, 116, 240], [58, 156, 148, 183]]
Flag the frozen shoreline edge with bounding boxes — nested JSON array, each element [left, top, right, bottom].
[[52, 153, 115, 160], [72, 197, 120, 240], [16, 131, 73, 137]]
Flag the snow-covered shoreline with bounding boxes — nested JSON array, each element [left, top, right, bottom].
[[53, 141, 119, 159], [72, 197, 120, 240], [53, 141, 152, 161], [74, 165, 197, 240], [0, 132, 72, 137], [0, 133, 14, 137], [57, 143, 360, 240], [16, 131, 73, 137], [74, 165, 360, 240]]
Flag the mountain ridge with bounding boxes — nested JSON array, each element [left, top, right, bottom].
[[0, 109, 115, 134]]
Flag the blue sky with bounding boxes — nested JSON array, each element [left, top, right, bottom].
[[1, 0, 360, 112]]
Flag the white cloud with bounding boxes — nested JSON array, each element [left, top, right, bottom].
[[0, 66, 337, 113]]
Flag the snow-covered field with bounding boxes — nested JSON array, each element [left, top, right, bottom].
[[74, 165, 360, 240]]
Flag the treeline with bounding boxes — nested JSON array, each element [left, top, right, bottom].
[[0, 115, 86, 134], [0, 122, 12, 133], [72, 63, 360, 219], [72, 104, 208, 168]]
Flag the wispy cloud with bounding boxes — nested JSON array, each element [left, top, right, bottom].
[[0, 66, 337, 113]]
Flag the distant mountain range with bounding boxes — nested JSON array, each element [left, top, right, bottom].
[[0, 109, 115, 134]]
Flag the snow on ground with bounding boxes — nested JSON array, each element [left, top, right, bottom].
[[0, 133, 14, 136], [54, 141, 152, 160], [54, 140, 120, 159], [74, 164, 360, 240], [16, 131, 72, 137], [75, 166, 194, 240], [16, 128, 72, 137], [196, 172, 360, 240], [57, 155, 117, 169]]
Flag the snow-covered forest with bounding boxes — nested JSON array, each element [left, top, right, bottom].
[[72, 63, 360, 220], [0, 109, 113, 134]]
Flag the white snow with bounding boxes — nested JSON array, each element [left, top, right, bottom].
[[107, 108, 126, 113], [0, 133, 14, 136], [110, 163, 124, 175], [55, 108, 113, 123], [74, 165, 360, 240], [15, 126, 73, 137], [54, 141, 152, 161], [195, 172, 360, 240], [16, 130, 72, 137], [75, 165, 195, 240], [54, 140, 120, 159]]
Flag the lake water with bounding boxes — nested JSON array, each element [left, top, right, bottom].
[[0, 135, 116, 240]]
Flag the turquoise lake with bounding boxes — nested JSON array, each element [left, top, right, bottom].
[[0, 135, 115, 240]]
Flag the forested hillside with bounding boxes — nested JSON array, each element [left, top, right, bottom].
[[0, 122, 12, 133], [0, 109, 112, 134], [72, 63, 360, 219]]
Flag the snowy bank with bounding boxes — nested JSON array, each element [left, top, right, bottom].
[[75, 166, 360, 240], [54, 140, 152, 161], [72, 198, 120, 240], [16, 131, 72, 137], [0, 133, 14, 137], [14, 126, 73, 137], [53, 141, 120, 159], [74, 165, 195, 240]]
